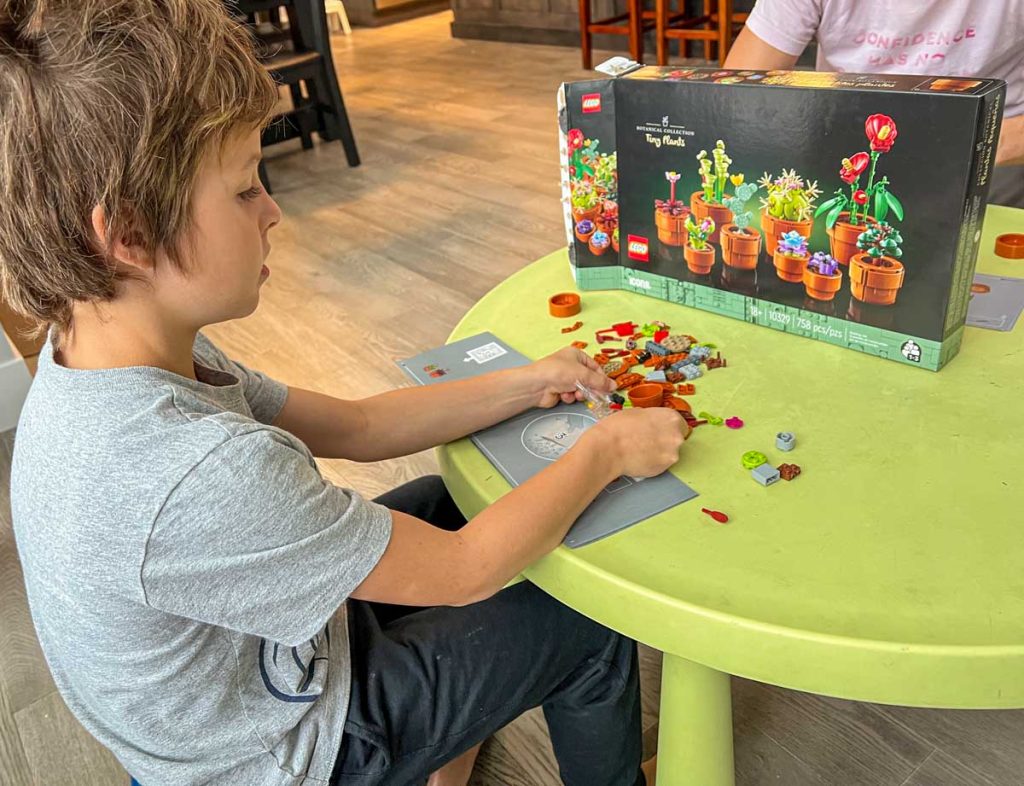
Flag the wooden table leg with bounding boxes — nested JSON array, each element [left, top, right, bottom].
[[656, 654, 736, 786]]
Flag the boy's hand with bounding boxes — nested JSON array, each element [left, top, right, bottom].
[[586, 407, 690, 478], [523, 347, 616, 409]]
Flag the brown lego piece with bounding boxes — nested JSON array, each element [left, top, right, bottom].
[[561, 321, 583, 334], [778, 463, 801, 481], [604, 360, 628, 378], [615, 373, 644, 390], [662, 396, 692, 413]]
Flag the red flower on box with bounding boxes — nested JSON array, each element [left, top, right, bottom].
[[839, 152, 870, 184], [865, 114, 898, 153], [567, 128, 585, 152]]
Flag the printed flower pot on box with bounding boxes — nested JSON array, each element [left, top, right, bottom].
[[802, 265, 843, 301], [690, 192, 732, 244], [720, 224, 762, 270], [773, 250, 807, 283], [827, 212, 878, 265], [575, 219, 596, 244], [684, 244, 716, 275], [761, 208, 813, 259], [849, 253, 905, 305], [655, 207, 688, 246], [572, 205, 600, 224], [589, 231, 612, 256]]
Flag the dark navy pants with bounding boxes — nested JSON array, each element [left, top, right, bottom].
[[331, 475, 644, 786]]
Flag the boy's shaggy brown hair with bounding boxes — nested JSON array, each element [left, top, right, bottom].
[[0, 0, 277, 337]]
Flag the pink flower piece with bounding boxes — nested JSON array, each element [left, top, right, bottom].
[[725, 417, 744, 429]]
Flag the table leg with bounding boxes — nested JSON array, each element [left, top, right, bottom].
[[656, 654, 735, 786]]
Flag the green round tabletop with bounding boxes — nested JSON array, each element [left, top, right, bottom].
[[439, 206, 1024, 784]]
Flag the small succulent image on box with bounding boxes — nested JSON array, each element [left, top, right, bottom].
[[558, 67, 1005, 370]]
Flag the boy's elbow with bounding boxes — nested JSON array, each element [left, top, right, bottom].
[[445, 547, 506, 607]]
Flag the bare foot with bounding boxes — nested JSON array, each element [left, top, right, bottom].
[[641, 755, 657, 785], [427, 742, 483, 786]]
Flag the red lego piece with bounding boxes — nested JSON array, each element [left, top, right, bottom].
[[677, 383, 696, 395], [701, 508, 729, 524], [653, 329, 669, 343], [612, 321, 638, 336], [561, 321, 583, 334]]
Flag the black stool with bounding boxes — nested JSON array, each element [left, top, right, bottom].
[[233, 0, 360, 193]]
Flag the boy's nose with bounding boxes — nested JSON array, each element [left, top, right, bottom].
[[263, 195, 282, 232]]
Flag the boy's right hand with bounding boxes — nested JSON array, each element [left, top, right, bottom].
[[586, 407, 690, 479]]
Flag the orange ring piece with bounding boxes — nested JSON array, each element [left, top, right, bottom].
[[995, 233, 1024, 260], [548, 292, 582, 318]]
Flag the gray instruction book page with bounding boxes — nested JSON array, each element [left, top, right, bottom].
[[966, 274, 1024, 332], [398, 333, 698, 548]]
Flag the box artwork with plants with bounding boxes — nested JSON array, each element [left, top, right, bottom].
[[558, 66, 1005, 369]]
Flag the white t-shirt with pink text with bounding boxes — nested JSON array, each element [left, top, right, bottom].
[[745, 0, 1023, 116]]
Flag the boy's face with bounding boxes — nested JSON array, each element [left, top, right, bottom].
[[155, 128, 281, 328]]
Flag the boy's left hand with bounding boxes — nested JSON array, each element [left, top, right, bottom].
[[523, 347, 616, 409]]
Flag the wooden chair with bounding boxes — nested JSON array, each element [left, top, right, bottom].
[[232, 0, 361, 193], [577, 0, 653, 71], [655, 0, 748, 66]]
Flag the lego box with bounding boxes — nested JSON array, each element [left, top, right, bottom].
[[558, 66, 1005, 370]]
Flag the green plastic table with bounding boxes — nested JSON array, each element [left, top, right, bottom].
[[439, 205, 1024, 785]]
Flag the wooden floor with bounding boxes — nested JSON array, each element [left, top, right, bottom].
[[2, 11, 1024, 786]]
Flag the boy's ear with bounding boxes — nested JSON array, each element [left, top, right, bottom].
[[90, 204, 153, 272]]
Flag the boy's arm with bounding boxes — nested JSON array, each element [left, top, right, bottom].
[[352, 407, 688, 607], [272, 348, 615, 461]]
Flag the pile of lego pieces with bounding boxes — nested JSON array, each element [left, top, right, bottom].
[[586, 320, 729, 425], [741, 432, 800, 487]]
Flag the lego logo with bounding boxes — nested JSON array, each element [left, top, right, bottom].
[[582, 93, 602, 113], [627, 234, 649, 262]]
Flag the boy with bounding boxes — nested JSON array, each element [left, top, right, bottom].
[[1, 2, 686, 784], [725, 0, 1024, 207]]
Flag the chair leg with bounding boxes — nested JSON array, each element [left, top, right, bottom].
[[703, 0, 713, 61], [258, 158, 272, 195], [578, 0, 592, 70], [293, 0, 360, 165], [655, 0, 667, 66], [717, 0, 734, 65], [629, 0, 643, 64], [334, 1, 352, 36]]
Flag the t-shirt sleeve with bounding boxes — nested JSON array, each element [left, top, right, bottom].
[[745, 0, 823, 57], [192, 332, 288, 425], [142, 429, 393, 646]]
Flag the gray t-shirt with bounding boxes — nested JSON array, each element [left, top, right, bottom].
[[11, 333, 393, 785]]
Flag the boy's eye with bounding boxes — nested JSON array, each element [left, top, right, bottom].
[[239, 185, 263, 201]]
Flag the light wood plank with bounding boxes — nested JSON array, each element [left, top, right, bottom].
[[0, 431, 58, 715], [877, 704, 1024, 786], [0, 679, 33, 786], [15, 692, 126, 786], [730, 678, 934, 786], [901, 749, 994, 786]]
